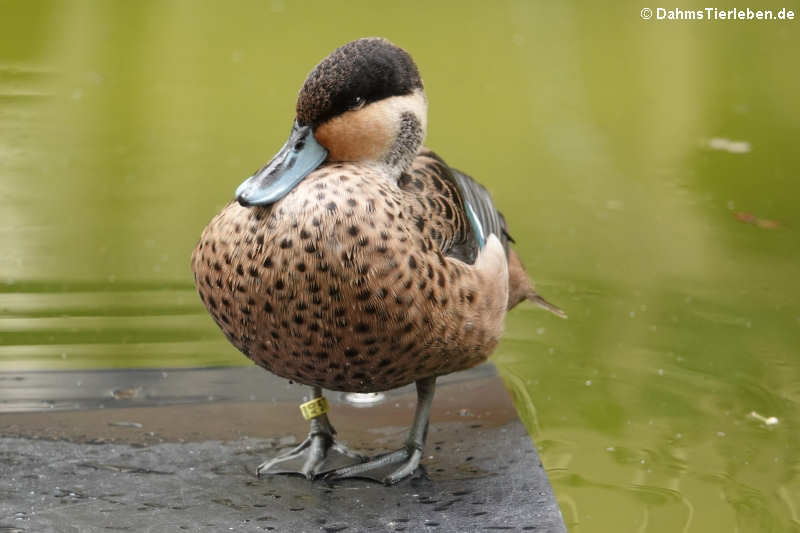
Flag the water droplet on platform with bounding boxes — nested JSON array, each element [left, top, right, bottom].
[[343, 392, 385, 406]]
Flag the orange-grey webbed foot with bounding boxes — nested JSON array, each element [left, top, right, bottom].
[[257, 387, 365, 479], [325, 377, 435, 485]]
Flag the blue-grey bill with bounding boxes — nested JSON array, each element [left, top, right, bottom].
[[235, 121, 328, 206]]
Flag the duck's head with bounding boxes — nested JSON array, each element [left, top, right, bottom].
[[236, 37, 427, 207]]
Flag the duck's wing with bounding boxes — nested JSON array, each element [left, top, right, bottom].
[[404, 149, 506, 265], [403, 149, 566, 316], [448, 167, 510, 256], [448, 168, 564, 315]]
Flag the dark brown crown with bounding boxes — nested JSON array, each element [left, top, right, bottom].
[[296, 38, 423, 127]]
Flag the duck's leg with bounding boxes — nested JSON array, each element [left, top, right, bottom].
[[257, 386, 365, 479], [326, 376, 436, 485]]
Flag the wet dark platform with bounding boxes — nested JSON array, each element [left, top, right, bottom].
[[0, 364, 565, 532]]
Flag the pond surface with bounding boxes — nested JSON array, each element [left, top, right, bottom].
[[2, 2, 799, 531]]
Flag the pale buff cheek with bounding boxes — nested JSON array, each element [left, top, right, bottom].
[[315, 106, 394, 162], [313, 90, 428, 163]]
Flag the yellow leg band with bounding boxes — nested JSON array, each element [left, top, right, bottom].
[[299, 396, 329, 420]]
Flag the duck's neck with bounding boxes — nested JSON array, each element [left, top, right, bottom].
[[376, 88, 428, 179], [383, 110, 425, 177]]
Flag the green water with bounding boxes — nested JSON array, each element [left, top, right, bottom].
[[2, 1, 800, 530]]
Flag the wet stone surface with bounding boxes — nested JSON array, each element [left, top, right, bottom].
[[0, 366, 565, 532]]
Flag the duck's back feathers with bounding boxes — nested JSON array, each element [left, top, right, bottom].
[[449, 168, 509, 255], [402, 149, 565, 317], [401, 150, 508, 265]]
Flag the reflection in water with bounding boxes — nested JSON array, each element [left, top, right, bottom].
[[1, 2, 799, 532]]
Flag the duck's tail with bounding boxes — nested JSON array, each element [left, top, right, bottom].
[[527, 290, 567, 319], [507, 248, 567, 318]]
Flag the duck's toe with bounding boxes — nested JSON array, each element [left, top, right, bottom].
[[323, 444, 425, 485], [257, 430, 365, 479]]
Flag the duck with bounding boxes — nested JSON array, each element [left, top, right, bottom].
[[191, 37, 565, 485]]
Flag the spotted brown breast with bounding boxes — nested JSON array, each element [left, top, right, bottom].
[[191, 150, 509, 392]]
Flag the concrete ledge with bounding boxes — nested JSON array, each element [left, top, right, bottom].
[[0, 365, 565, 532]]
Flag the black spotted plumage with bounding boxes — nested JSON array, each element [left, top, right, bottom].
[[192, 150, 514, 392]]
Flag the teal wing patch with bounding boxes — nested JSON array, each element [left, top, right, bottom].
[[450, 168, 509, 254], [414, 149, 509, 264]]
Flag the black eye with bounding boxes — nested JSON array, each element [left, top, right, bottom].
[[351, 96, 365, 110], [294, 140, 305, 151]]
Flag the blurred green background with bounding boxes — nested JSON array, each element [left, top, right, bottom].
[[2, 0, 799, 531]]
